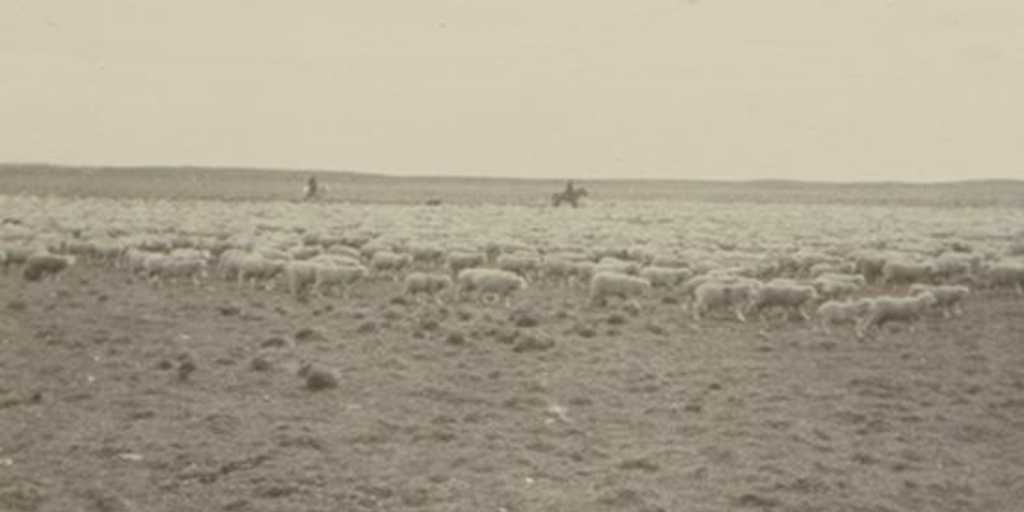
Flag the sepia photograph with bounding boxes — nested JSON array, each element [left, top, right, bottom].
[[1, 1, 1023, 511]]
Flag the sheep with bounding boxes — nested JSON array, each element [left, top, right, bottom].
[[285, 261, 319, 297], [981, 261, 1024, 296], [881, 260, 937, 286], [588, 272, 652, 308], [812, 273, 867, 300], [236, 255, 287, 289], [638, 266, 693, 288], [748, 279, 820, 322], [692, 279, 762, 323], [933, 253, 981, 283], [370, 251, 412, 280], [325, 244, 362, 261], [1, 243, 42, 273], [22, 253, 75, 282], [595, 257, 641, 276], [408, 244, 445, 268], [816, 298, 875, 333], [908, 284, 971, 317], [497, 253, 542, 281], [147, 257, 207, 287], [445, 251, 485, 276], [314, 264, 367, 297], [404, 272, 453, 304], [456, 268, 527, 306], [857, 292, 938, 338]]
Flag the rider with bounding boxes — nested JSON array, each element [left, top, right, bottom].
[[304, 176, 319, 201]]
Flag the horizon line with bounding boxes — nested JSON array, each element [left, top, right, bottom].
[[1, 161, 1022, 187]]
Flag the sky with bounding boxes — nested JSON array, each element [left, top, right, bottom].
[[1, 1, 1023, 182]]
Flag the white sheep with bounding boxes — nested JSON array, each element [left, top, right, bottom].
[[748, 279, 820, 322], [812, 273, 867, 300], [881, 260, 937, 286], [446, 251, 486, 276], [981, 261, 1024, 296], [285, 261, 319, 297], [236, 254, 286, 289], [908, 283, 970, 317], [588, 272, 652, 308], [857, 292, 938, 338], [22, 253, 75, 282], [809, 261, 856, 278], [404, 272, 454, 304], [497, 253, 542, 280], [595, 257, 641, 276], [692, 278, 762, 323], [816, 298, 875, 333], [457, 268, 527, 306], [147, 257, 207, 287], [314, 264, 367, 297], [370, 251, 412, 279]]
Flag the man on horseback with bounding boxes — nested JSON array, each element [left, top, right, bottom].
[[552, 180, 587, 208], [303, 175, 320, 201]]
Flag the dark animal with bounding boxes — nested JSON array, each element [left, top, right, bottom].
[[551, 186, 588, 208]]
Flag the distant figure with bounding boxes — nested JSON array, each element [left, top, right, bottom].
[[551, 180, 588, 208], [303, 176, 319, 201]]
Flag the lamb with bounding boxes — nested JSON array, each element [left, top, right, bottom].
[[881, 260, 937, 286], [816, 298, 875, 333], [404, 272, 453, 304], [638, 266, 693, 288], [370, 251, 412, 279], [445, 251, 486, 276], [314, 264, 367, 297], [748, 279, 820, 322], [857, 292, 938, 338], [908, 284, 971, 317], [457, 268, 528, 306], [22, 253, 75, 282], [691, 278, 762, 323], [588, 272, 652, 308]]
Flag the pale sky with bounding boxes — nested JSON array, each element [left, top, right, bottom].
[[2, 1, 1023, 181]]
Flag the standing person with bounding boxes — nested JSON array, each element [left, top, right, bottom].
[[304, 175, 319, 201]]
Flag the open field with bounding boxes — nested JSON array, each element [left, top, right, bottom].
[[1, 190, 1024, 511], [3, 164, 1024, 207]]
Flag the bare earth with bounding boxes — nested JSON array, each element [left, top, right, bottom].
[[1, 264, 1022, 511]]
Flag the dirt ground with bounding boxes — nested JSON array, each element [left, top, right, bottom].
[[1, 265, 1022, 512]]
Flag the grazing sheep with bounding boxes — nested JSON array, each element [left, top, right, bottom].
[[446, 251, 486, 276], [909, 284, 971, 317], [404, 272, 453, 304], [370, 251, 412, 279], [817, 298, 875, 333], [881, 260, 937, 286], [457, 268, 527, 306], [638, 266, 693, 288], [23, 253, 75, 282], [588, 272, 652, 308], [1, 243, 40, 273], [748, 279, 820, 322], [933, 253, 980, 283], [857, 292, 938, 338], [692, 279, 762, 323], [497, 253, 542, 280], [314, 264, 367, 297], [409, 244, 445, 267]]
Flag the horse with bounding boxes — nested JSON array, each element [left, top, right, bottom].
[[551, 187, 588, 208]]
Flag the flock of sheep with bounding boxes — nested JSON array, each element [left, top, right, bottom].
[[2, 195, 1024, 340]]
